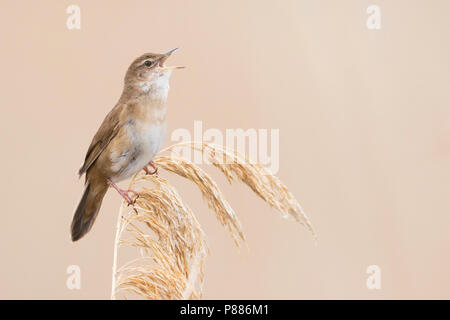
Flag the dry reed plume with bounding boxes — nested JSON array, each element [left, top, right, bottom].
[[111, 141, 316, 300]]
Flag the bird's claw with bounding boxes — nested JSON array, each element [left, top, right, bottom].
[[127, 193, 140, 206], [108, 179, 139, 205], [124, 190, 139, 206], [144, 161, 158, 176]]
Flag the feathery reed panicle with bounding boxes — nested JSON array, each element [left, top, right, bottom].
[[153, 155, 245, 247], [160, 142, 316, 239], [111, 141, 315, 300], [111, 174, 207, 300]]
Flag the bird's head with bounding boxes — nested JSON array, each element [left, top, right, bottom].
[[124, 48, 184, 93]]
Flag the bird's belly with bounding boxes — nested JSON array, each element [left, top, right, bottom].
[[109, 122, 167, 182]]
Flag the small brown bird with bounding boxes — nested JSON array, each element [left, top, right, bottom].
[[71, 49, 184, 241]]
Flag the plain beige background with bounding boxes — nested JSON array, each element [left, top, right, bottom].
[[0, 0, 449, 299]]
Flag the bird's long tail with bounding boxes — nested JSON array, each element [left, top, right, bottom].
[[71, 180, 108, 241]]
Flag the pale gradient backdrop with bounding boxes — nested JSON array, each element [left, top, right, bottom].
[[0, 0, 449, 299]]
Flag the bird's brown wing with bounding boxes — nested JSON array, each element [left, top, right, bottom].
[[78, 104, 125, 177]]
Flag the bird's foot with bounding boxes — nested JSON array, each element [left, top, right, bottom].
[[107, 179, 139, 205], [144, 160, 158, 176]]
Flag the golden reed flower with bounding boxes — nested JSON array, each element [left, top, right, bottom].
[[111, 142, 316, 300]]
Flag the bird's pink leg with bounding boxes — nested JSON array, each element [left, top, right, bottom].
[[107, 179, 139, 205], [144, 160, 158, 175]]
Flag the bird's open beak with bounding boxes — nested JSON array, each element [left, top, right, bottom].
[[165, 48, 179, 56], [159, 48, 185, 71]]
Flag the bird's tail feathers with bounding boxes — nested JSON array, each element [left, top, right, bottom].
[[71, 181, 108, 241]]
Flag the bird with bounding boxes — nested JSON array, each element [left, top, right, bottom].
[[71, 48, 184, 241]]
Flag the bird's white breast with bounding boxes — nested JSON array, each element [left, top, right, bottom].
[[139, 120, 167, 159], [111, 120, 167, 182], [110, 73, 172, 182]]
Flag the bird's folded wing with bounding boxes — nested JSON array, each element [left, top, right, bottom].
[[78, 104, 125, 177]]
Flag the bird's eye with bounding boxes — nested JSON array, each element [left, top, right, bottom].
[[144, 60, 152, 67]]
